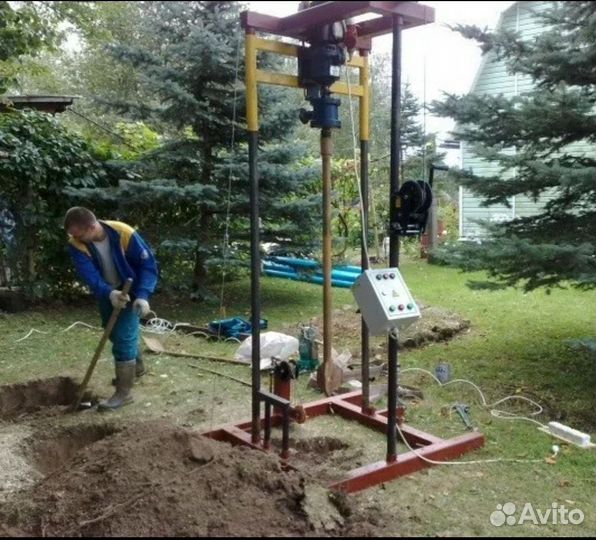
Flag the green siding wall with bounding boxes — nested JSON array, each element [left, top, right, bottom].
[[460, 1, 574, 238]]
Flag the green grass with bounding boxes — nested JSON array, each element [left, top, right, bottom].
[[1, 258, 594, 536]]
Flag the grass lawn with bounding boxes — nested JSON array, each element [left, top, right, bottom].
[[1, 258, 594, 536]]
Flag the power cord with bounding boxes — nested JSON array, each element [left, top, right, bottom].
[[394, 367, 548, 465], [401, 367, 546, 427]]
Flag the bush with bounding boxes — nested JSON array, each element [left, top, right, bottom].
[[0, 109, 107, 299]]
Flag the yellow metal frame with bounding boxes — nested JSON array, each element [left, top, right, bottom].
[[245, 35, 370, 140]]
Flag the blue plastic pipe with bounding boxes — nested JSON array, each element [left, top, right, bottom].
[[269, 256, 319, 269], [263, 269, 300, 281]]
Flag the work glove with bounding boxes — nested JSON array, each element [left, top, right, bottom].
[[133, 298, 151, 317], [109, 289, 130, 309]]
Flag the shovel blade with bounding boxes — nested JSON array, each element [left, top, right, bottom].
[[143, 336, 166, 354]]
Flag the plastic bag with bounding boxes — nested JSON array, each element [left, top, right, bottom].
[[234, 331, 299, 369]]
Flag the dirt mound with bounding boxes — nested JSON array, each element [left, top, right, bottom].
[[26, 423, 121, 475], [0, 377, 97, 420], [397, 306, 471, 348], [302, 305, 470, 351], [2, 420, 383, 537]]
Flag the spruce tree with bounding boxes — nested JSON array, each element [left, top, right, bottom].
[[70, 1, 320, 298], [432, 1, 595, 291]]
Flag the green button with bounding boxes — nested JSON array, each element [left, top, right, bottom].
[[389, 305, 396, 312], [407, 303, 414, 310]]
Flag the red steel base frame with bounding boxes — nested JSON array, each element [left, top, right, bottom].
[[202, 390, 484, 493]]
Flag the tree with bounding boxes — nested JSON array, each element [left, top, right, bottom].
[[0, 1, 96, 94], [368, 54, 427, 167], [431, 1, 596, 291], [13, 1, 155, 147], [0, 1, 58, 92], [68, 1, 320, 298]]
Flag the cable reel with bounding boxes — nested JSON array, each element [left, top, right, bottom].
[[392, 179, 433, 237]]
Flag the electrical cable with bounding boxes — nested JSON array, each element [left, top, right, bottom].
[[392, 366, 547, 466], [15, 328, 49, 342], [345, 64, 371, 270], [66, 108, 137, 150], [400, 367, 546, 427], [142, 316, 175, 335], [395, 420, 543, 466], [15, 322, 104, 341], [209, 30, 243, 429], [216, 30, 243, 338]]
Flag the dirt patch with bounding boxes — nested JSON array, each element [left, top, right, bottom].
[[287, 436, 352, 472], [267, 417, 402, 486], [397, 306, 471, 348], [292, 305, 470, 353], [1, 420, 386, 537], [293, 436, 349, 454], [0, 377, 97, 421]]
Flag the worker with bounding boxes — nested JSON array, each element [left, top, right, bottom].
[[64, 207, 158, 411]]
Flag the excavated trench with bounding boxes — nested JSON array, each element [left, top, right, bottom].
[[0, 377, 111, 503], [0, 380, 387, 536], [0, 420, 387, 537], [0, 376, 98, 420], [0, 421, 119, 504]]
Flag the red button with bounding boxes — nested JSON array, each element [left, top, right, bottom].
[[398, 304, 405, 311]]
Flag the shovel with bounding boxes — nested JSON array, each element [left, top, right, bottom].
[[68, 278, 133, 413]]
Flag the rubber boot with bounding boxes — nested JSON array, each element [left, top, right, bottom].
[[112, 351, 146, 385], [99, 360, 135, 411], [135, 350, 146, 378]]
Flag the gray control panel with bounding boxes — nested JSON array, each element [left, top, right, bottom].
[[351, 268, 420, 336]]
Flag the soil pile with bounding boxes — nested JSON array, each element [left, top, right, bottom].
[[2, 420, 384, 537], [304, 305, 471, 350]]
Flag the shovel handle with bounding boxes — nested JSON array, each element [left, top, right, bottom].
[[70, 278, 133, 412]]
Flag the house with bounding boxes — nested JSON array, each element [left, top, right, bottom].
[[458, 1, 594, 238]]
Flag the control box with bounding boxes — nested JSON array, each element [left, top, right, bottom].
[[351, 268, 420, 336]]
